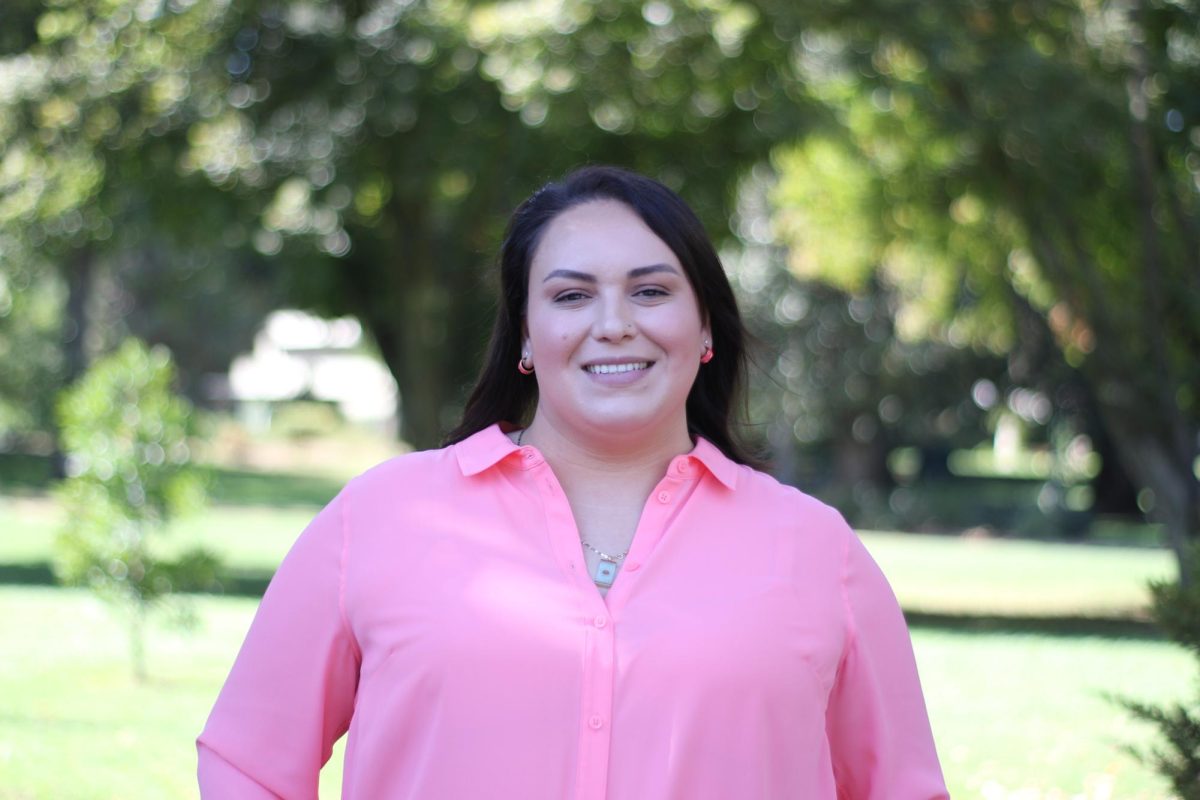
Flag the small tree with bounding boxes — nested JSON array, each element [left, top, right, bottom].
[[55, 338, 217, 682], [1120, 550, 1200, 798]]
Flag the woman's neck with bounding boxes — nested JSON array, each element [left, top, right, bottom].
[[519, 415, 693, 495]]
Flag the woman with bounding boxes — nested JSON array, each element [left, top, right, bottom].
[[198, 166, 948, 798]]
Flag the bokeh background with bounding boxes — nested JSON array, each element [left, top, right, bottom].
[[1, 0, 1199, 797]]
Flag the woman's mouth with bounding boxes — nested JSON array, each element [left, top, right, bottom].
[[583, 362, 651, 375]]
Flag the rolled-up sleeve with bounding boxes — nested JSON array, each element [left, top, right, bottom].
[[197, 491, 361, 799], [825, 528, 949, 799]]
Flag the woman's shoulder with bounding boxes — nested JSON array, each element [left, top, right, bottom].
[[339, 424, 512, 500], [340, 442, 461, 499], [732, 461, 851, 529]]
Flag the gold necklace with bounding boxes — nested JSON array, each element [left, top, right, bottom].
[[579, 541, 628, 588], [517, 428, 626, 588]]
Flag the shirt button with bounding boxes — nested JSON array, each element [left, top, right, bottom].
[[522, 449, 535, 459], [657, 490, 670, 503], [588, 715, 604, 730], [674, 460, 691, 476], [593, 615, 608, 628]]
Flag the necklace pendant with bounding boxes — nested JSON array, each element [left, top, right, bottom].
[[593, 558, 619, 588]]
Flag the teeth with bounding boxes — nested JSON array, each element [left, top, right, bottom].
[[585, 362, 650, 374]]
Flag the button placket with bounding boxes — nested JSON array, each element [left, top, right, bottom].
[[528, 454, 700, 800], [530, 461, 599, 596], [524, 458, 616, 800], [571, 481, 699, 797], [574, 608, 615, 800], [607, 471, 697, 608]]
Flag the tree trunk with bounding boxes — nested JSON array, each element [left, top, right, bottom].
[[368, 201, 455, 450], [51, 246, 96, 477], [1097, 397, 1199, 584], [1088, 420, 1141, 517], [62, 246, 95, 385], [1121, 5, 1200, 583], [391, 274, 451, 449]]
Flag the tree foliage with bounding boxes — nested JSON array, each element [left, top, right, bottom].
[[1, 0, 1195, 565], [1122, 696, 1200, 799], [0, 0, 278, 439], [55, 338, 216, 681], [0, 231, 64, 443], [1120, 545, 1200, 798], [144, 0, 823, 444], [769, 0, 1200, 572], [1, 0, 830, 445]]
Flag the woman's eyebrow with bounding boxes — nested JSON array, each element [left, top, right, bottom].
[[628, 263, 680, 278], [543, 269, 596, 283], [541, 264, 680, 283]]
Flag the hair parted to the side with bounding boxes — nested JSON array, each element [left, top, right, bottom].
[[443, 165, 757, 466]]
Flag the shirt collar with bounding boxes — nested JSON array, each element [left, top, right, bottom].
[[454, 423, 740, 490], [454, 423, 522, 477], [686, 435, 740, 490]]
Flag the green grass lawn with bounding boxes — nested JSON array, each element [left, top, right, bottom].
[[0, 585, 1190, 799], [1, 494, 1176, 619], [0, 467, 1189, 798], [0, 497, 318, 572], [914, 628, 1192, 798], [0, 586, 347, 800], [860, 530, 1175, 620]]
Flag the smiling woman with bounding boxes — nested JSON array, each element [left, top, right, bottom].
[[522, 200, 709, 451], [197, 166, 949, 799], [449, 165, 751, 467]]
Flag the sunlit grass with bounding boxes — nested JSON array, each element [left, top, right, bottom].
[[915, 628, 1191, 798], [0, 586, 347, 800], [0, 586, 1189, 799], [1, 495, 1175, 620], [0, 455, 1188, 799], [0, 496, 318, 572], [860, 530, 1175, 619]]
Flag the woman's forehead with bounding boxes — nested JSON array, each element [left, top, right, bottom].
[[529, 200, 680, 279]]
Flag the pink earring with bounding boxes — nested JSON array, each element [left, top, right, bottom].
[[700, 341, 714, 364], [518, 353, 535, 375]]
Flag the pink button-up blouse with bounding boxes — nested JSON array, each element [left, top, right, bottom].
[[197, 424, 948, 798]]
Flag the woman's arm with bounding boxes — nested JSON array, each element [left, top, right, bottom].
[[197, 491, 361, 799], [825, 527, 950, 800]]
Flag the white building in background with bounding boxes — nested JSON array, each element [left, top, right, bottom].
[[226, 309, 398, 432]]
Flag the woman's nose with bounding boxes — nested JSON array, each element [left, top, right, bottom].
[[593, 299, 635, 341]]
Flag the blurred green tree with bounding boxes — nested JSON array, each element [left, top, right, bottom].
[[3, 0, 1193, 575], [728, 179, 1019, 526], [0, 0, 275, 451], [55, 338, 217, 682], [160, 0, 820, 444], [770, 0, 1200, 576], [2, 0, 822, 447], [1119, 545, 1200, 797], [0, 231, 64, 448]]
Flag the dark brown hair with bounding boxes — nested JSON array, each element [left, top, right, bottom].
[[444, 165, 755, 465]]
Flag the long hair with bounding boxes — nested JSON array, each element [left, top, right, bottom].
[[444, 165, 755, 465]]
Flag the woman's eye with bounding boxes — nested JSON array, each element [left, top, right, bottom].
[[553, 291, 588, 303], [636, 287, 669, 298]]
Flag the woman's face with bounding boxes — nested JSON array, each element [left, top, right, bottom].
[[523, 200, 710, 442]]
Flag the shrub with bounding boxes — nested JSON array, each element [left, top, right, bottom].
[[1121, 547, 1200, 798], [55, 338, 218, 682]]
